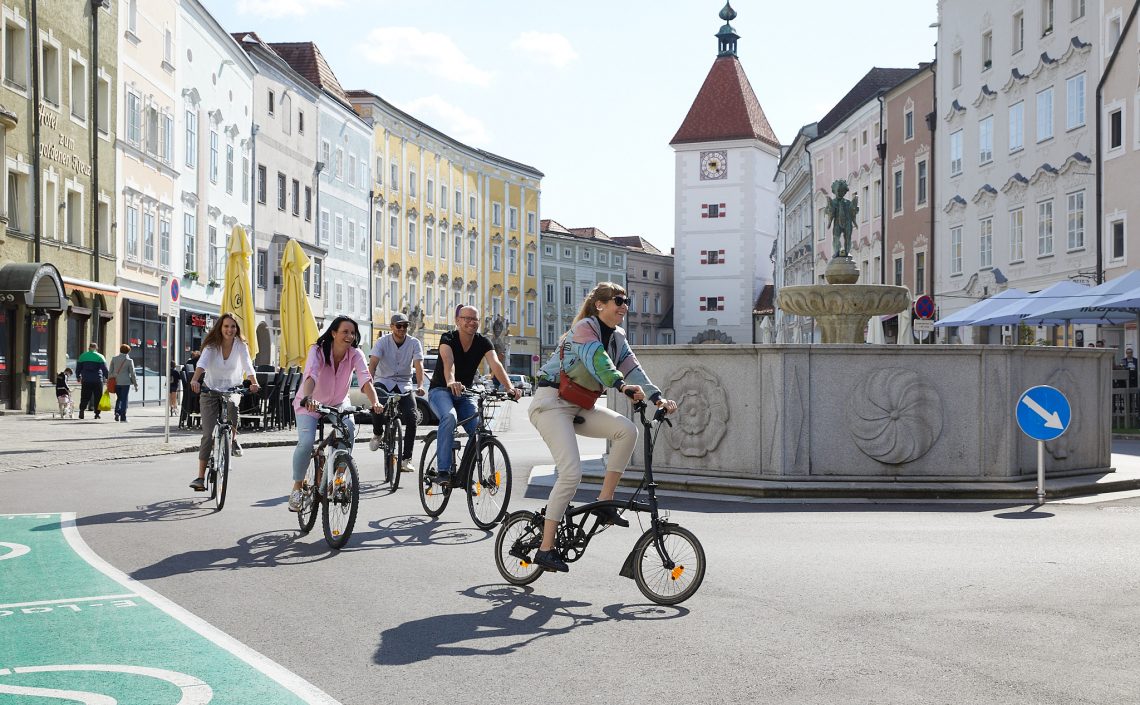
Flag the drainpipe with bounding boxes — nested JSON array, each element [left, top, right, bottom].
[[367, 187, 375, 335], [31, 0, 41, 264], [877, 92, 887, 285], [927, 62, 937, 332], [89, 0, 106, 342]]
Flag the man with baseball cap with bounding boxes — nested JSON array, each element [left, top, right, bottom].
[[368, 312, 426, 472]]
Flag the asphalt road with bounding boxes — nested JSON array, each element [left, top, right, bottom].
[[2, 402, 1140, 704]]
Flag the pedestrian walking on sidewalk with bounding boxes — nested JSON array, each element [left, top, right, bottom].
[[169, 361, 182, 417], [55, 368, 74, 418], [188, 313, 259, 492], [527, 282, 677, 573], [75, 343, 109, 420], [109, 344, 139, 422]]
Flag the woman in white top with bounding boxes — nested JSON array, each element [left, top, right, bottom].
[[188, 313, 259, 491]]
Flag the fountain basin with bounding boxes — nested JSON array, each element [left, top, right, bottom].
[[777, 284, 911, 343]]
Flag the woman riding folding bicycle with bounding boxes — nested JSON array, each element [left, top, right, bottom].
[[528, 281, 677, 573], [189, 313, 259, 492], [289, 316, 383, 512]]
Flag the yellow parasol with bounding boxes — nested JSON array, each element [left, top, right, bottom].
[[222, 225, 259, 358], [278, 238, 319, 369]]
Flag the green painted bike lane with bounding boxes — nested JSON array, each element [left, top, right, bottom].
[[0, 513, 341, 704]]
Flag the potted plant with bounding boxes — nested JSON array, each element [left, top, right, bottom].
[[206, 278, 220, 288], [184, 271, 199, 282]]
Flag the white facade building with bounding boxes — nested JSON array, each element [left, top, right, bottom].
[[935, 0, 1101, 342]]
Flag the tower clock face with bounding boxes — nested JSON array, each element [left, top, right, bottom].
[[700, 150, 727, 180]]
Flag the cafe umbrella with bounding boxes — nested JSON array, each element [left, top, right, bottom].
[[278, 238, 319, 369], [222, 225, 258, 358]]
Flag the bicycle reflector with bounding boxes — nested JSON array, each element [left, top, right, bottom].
[[671, 566, 685, 581]]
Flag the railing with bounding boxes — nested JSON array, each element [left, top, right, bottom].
[[1111, 370, 1138, 430]]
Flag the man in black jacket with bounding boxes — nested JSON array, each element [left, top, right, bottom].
[[74, 343, 109, 419]]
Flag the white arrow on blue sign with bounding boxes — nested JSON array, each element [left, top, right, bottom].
[[1015, 385, 1071, 441]]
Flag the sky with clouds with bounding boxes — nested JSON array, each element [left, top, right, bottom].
[[207, 0, 939, 252]]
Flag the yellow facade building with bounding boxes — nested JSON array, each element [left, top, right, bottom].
[[347, 90, 542, 375]]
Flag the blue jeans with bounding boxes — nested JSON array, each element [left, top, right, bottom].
[[114, 385, 131, 419], [428, 387, 478, 473], [292, 413, 356, 482]]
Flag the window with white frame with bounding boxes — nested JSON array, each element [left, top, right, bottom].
[[454, 235, 462, 263], [1042, 0, 1054, 34], [40, 39, 60, 106], [1108, 108, 1122, 149], [348, 154, 356, 188], [320, 210, 330, 245], [950, 130, 963, 175], [96, 74, 110, 134], [69, 58, 86, 120], [183, 212, 196, 271], [334, 214, 344, 248], [1013, 10, 1025, 52], [257, 164, 266, 203], [508, 299, 517, 324], [563, 284, 573, 305], [312, 259, 322, 298], [336, 149, 344, 180], [979, 115, 994, 163], [1111, 219, 1125, 260], [1036, 87, 1054, 141], [915, 252, 926, 294], [389, 214, 397, 247], [64, 187, 81, 245], [439, 230, 446, 260], [1066, 191, 1084, 249], [125, 204, 138, 259], [916, 160, 928, 205], [508, 247, 517, 273], [305, 187, 312, 221], [1038, 199, 1054, 255], [407, 168, 415, 196], [1009, 101, 1024, 151], [492, 203, 502, 226], [545, 283, 554, 303], [408, 221, 416, 251], [893, 257, 903, 286], [389, 280, 398, 310], [469, 195, 476, 216], [1009, 208, 1024, 261], [455, 190, 462, 214], [209, 129, 218, 183], [979, 217, 993, 268], [952, 50, 962, 87], [950, 226, 963, 274], [469, 237, 476, 263], [527, 211, 536, 234], [226, 145, 234, 194], [127, 0, 138, 34], [491, 244, 501, 271], [276, 172, 285, 211], [321, 141, 331, 172], [390, 162, 398, 189], [159, 216, 170, 268], [982, 31, 993, 70], [893, 169, 903, 213], [427, 178, 434, 204], [1066, 73, 1085, 129], [290, 178, 299, 216], [3, 16, 28, 90], [347, 218, 356, 251], [126, 91, 141, 145], [426, 224, 434, 256], [904, 110, 914, 140], [143, 212, 155, 263], [185, 109, 197, 168], [526, 251, 535, 276], [509, 207, 518, 230], [527, 301, 535, 326]]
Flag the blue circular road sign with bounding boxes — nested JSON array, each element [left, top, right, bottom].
[[1015, 385, 1071, 441], [170, 278, 180, 302]]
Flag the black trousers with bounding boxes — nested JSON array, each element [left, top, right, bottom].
[[79, 381, 104, 413], [371, 384, 417, 460]]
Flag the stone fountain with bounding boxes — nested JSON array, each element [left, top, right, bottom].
[[777, 180, 910, 343]]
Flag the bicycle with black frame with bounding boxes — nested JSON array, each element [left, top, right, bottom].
[[296, 402, 368, 550], [372, 387, 418, 492], [494, 399, 706, 605], [418, 386, 516, 530], [198, 381, 253, 511]]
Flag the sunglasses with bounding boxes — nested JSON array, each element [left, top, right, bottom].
[[610, 296, 630, 307], [392, 323, 409, 329]]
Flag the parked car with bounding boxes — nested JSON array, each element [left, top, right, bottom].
[[348, 374, 436, 426], [508, 374, 533, 396]]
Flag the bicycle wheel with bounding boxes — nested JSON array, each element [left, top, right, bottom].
[[213, 429, 230, 512], [296, 455, 320, 534], [494, 511, 544, 585], [418, 431, 452, 517], [385, 417, 403, 492], [467, 437, 512, 529], [322, 453, 360, 550], [631, 524, 706, 606]]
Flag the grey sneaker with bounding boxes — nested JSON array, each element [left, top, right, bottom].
[[231, 440, 243, 458], [369, 434, 382, 452], [288, 489, 303, 512], [400, 459, 415, 473]]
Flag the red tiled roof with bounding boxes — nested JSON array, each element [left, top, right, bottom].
[[754, 284, 775, 314], [610, 235, 664, 255], [268, 41, 351, 107], [540, 219, 572, 235], [670, 55, 779, 148], [567, 227, 612, 241]]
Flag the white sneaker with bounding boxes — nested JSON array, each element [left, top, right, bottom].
[[369, 434, 382, 452], [231, 440, 243, 458], [288, 489, 303, 512], [400, 459, 415, 473]]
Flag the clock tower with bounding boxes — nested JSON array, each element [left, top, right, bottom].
[[671, 2, 781, 345]]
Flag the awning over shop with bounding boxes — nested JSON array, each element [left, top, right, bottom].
[[935, 288, 1027, 327], [0, 263, 66, 310]]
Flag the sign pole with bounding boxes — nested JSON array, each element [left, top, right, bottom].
[[164, 313, 171, 444], [1036, 440, 1045, 504]]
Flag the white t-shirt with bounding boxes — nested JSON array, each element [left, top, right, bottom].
[[196, 340, 255, 390], [368, 334, 423, 392]]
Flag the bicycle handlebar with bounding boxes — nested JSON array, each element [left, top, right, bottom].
[[311, 403, 369, 420], [200, 381, 254, 396], [632, 400, 671, 427]]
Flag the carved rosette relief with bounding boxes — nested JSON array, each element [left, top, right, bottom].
[[847, 368, 943, 464], [664, 366, 728, 458]]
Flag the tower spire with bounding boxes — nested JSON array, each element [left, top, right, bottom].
[[716, 1, 739, 57]]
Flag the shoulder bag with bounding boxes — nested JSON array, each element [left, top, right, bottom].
[[557, 334, 602, 409], [106, 358, 121, 393]]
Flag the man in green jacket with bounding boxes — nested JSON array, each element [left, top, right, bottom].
[[75, 343, 109, 420]]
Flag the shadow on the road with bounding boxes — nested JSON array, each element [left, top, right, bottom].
[[30, 498, 216, 529], [343, 514, 491, 550], [131, 529, 334, 578], [252, 482, 389, 509], [993, 504, 1056, 519], [374, 583, 687, 665]]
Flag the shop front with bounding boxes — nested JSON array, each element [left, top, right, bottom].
[[0, 263, 67, 412], [122, 299, 170, 405]]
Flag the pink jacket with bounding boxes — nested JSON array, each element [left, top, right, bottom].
[[293, 344, 372, 419]]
